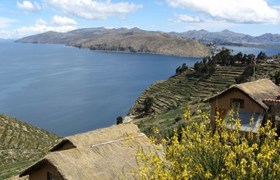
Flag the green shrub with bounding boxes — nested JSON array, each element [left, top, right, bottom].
[[136, 108, 280, 179]]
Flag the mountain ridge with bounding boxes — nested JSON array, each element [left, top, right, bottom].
[[176, 29, 280, 44], [17, 27, 280, 57], [16, 27, 212, 57]]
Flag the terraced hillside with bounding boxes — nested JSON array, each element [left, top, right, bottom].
[[0, 114, 60, 179], [130, 63, 280, 137], [129, 66, 245, 116]]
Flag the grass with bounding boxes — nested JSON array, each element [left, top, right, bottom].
[[130, 63, 280, 138], [0, 114, 60, 179]]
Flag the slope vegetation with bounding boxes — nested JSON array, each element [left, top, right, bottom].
[[0, 114, 60, 179], [130, 63, 280, 137], [129, 66, 244, 116]]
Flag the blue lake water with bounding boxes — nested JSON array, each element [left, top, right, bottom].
[[2, 42, 279, 136], [0, 42, 201, 136], [221, 45, 280, 56]]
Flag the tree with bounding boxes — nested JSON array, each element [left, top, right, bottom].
[[235, 65, 256, 84], [207, 65, 216, 75], [175, 66, 181, 74], [116, 116, 123, 125], [234, 52, 243, 62], [241, 54, 247, 64], [175, 63, 188, 75], [143, 97, 154, 114], [247, 54, 256, 65], [257, 51, 267, 60], [271, 71, 280, 85], [136, 109, 280, 179], [213, 49, 232, 65], [194, 62, 204, 72]]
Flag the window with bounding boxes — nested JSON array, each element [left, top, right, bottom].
[[225, 110, 263, 133], [230, 98, 244, 109]]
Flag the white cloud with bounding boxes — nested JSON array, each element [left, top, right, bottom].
[[1, 16, 77, 39], [17, 1, 41, 12], [0, 17, 17, 28], [46, 0, 142, 20], [0, 17, 18, 39], [176, 14, 201, 23], [52, 15, 77, 26], [0, 30, 15, 39], [35, 18, 47, 26], [167, 0, 280, 24]]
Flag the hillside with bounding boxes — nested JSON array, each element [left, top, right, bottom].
[[16, 27, 112, 44], [70, 30, 210, 57], [16, 27, 211, 57], [129, 62, 280, 137], [0, 114, 60, 179], [173, 29, 280, 44], [129, 65, 248, 116]]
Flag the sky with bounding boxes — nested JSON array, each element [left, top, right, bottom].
[[1, 0, 280, 39]]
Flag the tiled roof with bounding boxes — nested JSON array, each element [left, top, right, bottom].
[[263, 99, 280, 103]]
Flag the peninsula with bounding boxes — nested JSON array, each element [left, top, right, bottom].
[[16, 27, 211, 58]]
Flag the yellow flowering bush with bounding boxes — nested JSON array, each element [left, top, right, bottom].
[[136, 108, 280, 179]]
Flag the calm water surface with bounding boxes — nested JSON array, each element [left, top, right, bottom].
[[221, 44, 280, 56], [0, 42, 201, 136]]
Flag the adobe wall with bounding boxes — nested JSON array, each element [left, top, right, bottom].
[[210, 88, 265, 130]]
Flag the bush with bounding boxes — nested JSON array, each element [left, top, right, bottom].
[[143, 97, 154, 115], [175, 63, 188, 75], [136, 108, 280, 179], [235, 65, 256, 84], [174, 116, 182, 123], [116, 116, 123, 125]]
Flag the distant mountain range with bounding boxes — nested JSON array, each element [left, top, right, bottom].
[[0, 38, 13, 42], [16, 27, 280, 57], [16, 27, 211, 57], [172, 29, 280, 44]]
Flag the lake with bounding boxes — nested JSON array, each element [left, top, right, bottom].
[[221, 44, 280, 56], [2, 42, 279, 136], [0, 42, 201, 136]]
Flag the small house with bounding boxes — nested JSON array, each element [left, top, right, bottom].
[[207, 79, 280, 133], [20, 123, 155, 180]]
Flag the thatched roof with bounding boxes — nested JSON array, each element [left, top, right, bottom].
[[206, 79, 280, 110], [50, 122, 144, 151], [20, 123, 155, 179]]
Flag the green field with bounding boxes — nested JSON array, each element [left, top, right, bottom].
[[130, 62, 280, 137], [0, 114, 60, 179]]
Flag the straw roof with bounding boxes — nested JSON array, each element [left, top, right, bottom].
[[20, 123, 155, 179], [50, 122, 145, 151], [206, 79, 280, 110]]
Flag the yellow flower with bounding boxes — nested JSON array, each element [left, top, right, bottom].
[[205, 171, 212, 179], [136, 107, 280, 179]]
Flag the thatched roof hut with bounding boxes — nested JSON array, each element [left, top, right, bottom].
[[207, 79, 280, 110], [20, 123, 154, 180], [206, 79, 280, 133]]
